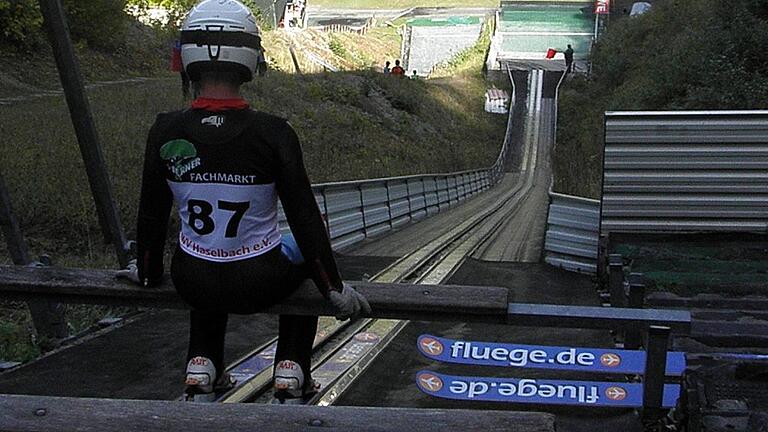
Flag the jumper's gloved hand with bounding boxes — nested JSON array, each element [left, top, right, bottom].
[[328, 282, 371, 321], [115, 259, 141, 285]]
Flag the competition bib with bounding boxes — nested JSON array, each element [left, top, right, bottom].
[[168, 181, 281, 262]]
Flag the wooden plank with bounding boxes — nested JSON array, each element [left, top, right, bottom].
[[0, 265, 511, 323], [0, 265, 692, 330], [0, 394, 556, 432]]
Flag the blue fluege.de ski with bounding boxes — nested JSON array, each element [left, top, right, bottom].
[[416, 370, 681, 408], [417, 334, 686, 376]]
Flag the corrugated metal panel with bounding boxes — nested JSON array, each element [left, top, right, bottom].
[[324, 186, 364, 239], [361, 183, 390, 236], [544, 192, 600, 274], [602, 111, 768, 234]]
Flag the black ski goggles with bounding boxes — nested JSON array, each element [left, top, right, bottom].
[[180, 30, 261, 50]]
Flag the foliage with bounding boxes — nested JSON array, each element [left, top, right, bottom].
[[126, 0, 269, 29], [63, 0, 129, 50], [0, 0, 44, 48], [0, 0, 267, 52], [554, 0, 768, 197], [0, 0, 129, 50], [327, 34, 347, 59], [0, 314, 40, 362]]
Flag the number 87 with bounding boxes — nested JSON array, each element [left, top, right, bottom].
[[187, 199, 250, 238]]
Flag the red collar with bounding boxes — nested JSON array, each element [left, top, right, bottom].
[[191, 97, 249, 112]]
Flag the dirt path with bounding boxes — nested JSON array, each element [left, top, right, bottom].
[[0, 77, 173, 106]]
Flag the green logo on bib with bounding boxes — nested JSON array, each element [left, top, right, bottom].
[[160, 139, 201, 179]]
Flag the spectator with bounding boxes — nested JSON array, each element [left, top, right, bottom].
[[411, 70, 418, 79], [391, 60, 405, 77], [383, 61, 391, 75], [564, 44, 574, 74]]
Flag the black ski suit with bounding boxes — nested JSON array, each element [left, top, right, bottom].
[[136, 99, 341, 381]]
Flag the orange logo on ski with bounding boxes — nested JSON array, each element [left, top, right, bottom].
[[600, 353, 622, 367], [419, 337, 444, 356], [418, 373, 443, 392]]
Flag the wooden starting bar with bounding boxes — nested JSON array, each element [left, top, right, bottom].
[[0, 265, 691, 331], [0, 394, 556, 432]]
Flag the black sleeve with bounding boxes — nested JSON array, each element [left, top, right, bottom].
[[272, 121, 342, 297], [136, 116, 174, 286]]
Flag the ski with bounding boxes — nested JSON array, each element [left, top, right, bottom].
[[417, 334, 686, 376], [416, 370, 680, 408]]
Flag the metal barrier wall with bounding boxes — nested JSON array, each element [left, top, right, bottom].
[[278, 68, 516, 250], [602, 111, 768, 234], [544, 191, 600, 274]]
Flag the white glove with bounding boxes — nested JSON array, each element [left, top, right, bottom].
[[328, 282, 371, 321], [115, 259, 141, 285]]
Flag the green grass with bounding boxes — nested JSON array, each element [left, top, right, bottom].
[[0, 308, 40, 363], [0, 73, 504, 263], [613, 241, 768, 296]]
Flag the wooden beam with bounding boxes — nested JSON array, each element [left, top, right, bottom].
[[0, 394, 556, 432], [0, 171, 29, 265], [0, 265, 691, 331], [0, 171, 67, 339], [37, 0, 129, 267], [0, 265, 511, 323]]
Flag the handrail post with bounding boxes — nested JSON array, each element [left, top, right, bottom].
[[608, 254, 625, 308], [385, 180, 394, 230], [642, 325, 671, 426], [358, 184, 367, 238], [625, 273, 646, 349]]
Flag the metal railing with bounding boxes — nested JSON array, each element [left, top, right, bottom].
[[279, 67, 516, 250], [544, 191, 600, 274]]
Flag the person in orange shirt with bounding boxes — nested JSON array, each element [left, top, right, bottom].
[[390, 59, 405, 77]]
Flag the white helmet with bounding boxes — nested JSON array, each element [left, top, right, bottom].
[[181, 0, 262, 83]]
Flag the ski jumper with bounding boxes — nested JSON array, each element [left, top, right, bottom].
[[136, 98, 342, 381]]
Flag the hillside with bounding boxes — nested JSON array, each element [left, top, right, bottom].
[[554, 0, 768, 198], [0, 24, 504, 267]]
